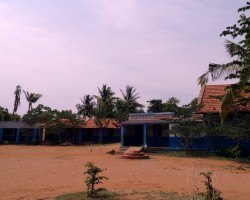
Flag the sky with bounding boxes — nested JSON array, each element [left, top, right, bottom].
[[0, 0, 247, 115]]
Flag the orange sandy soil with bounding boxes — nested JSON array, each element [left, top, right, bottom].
[[0, 144, 250, 200]]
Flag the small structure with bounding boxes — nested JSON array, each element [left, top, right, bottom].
[[122, 146, 149, 159], [0, 121, 41, 143]]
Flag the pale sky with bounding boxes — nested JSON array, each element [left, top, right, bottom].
[[0, 0, 247, 115]]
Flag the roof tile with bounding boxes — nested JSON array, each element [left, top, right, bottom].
[[197, 84, 250, 113]]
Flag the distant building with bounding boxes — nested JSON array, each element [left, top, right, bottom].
[[121, 112, 182, 148], [0, 118, 120, 145], [0, 121, 41, 143]]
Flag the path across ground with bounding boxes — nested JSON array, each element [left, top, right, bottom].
[[0, 144, 250, 199]]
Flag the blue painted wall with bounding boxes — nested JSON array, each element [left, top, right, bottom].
[[147, 137, 169, 147]]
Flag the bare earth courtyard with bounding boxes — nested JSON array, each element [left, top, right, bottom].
[[1, 144, 250, 200]]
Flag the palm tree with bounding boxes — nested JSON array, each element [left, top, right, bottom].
[[23, 90, 43, 112], [94, 84, 116, 118], [198, 3, 250, 122], [76, 95, 96, 118], [120, 85, 144, 113], [13, 85, 21, 115]]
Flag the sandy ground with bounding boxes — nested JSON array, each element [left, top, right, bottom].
[[0, 144, 250, 200]]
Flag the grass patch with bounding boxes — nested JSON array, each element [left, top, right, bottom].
[[55, 191, 208, 200], [151, 150, 250, 164], [55, 190, 123, 200]]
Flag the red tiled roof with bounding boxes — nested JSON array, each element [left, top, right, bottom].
[[43, 118, 120, 129], [43, 118, 85, 128], [197, 84, 250, 113], [80, 118, 120, 129]]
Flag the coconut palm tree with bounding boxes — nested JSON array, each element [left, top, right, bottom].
[[76, 95, 96, 118], [198, 2, 250, 122], [13, 85, 21, 115], [94, 84, 116, 118], [120, 85, 144, 113], [23, 90, 43, 112]]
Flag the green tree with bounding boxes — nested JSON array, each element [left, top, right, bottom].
[[163, 97, 180, 112], [56, 110, 82, 144], [170, 99, 203, 155], [22, 104, 55, 124], [0, 106, 21, 121], [84, 162, 108, 197], [13, 85, 21, 115], [147, 99, 164, 112], [171, 119, 203, 156], [120, 85, 144, 113], [94, 84, 117, 118], [198, 2, 250, 123], [23, 90, 43, 112], [76, 94, 96, 118], [221, 113, 250, 158], [114, 85, 144, 122], [114, 99, 130, 122]]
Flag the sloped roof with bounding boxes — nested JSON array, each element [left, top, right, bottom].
[[79, 118, 120, 129], [128, 112, 175, 121], [0, 121, 40, 129], [43, 118, 120, 129], [42, 118, 85, 128], [197, 84, 250, 113]]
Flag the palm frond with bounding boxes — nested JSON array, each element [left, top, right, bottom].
[[220, 85, 244, 123], [198, 72, 210, 86], [225, 40, 245, 58]]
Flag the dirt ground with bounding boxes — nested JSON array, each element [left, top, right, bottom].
[[1, 144, 250, 200]]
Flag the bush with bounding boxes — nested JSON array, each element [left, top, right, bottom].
[[3, 141, 8, 145], [32, 139, 38, 145], [200, 172, 223, 200], [216, 146, 241, 158]]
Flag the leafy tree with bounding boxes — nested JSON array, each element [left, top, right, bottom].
[[202, 113, 222, 137], [0, 106, 20, 121], [198, 2, 250, 123], [13, 85, 21, 115], [23, 90, 43, 112], [170, 99, 203, 155], [22, 104, 55, 124], [84, 162, 108, 197], [171, 119, 203, 156], [221, 113, 250, 158], [113, 99, 130, 122], [147, 99, 164, 112], [52, 111, 83, 145], [163, 97, 180, 112], [76, 95, 96, 118], [22, 105, 83, 144]]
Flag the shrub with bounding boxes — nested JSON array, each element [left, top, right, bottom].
[[216, 146, 241, 158], [84, 162, 108, 197], [3, 141, 8, 145], [32, 139, 38, 145], [200, 172, 223, 200]]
